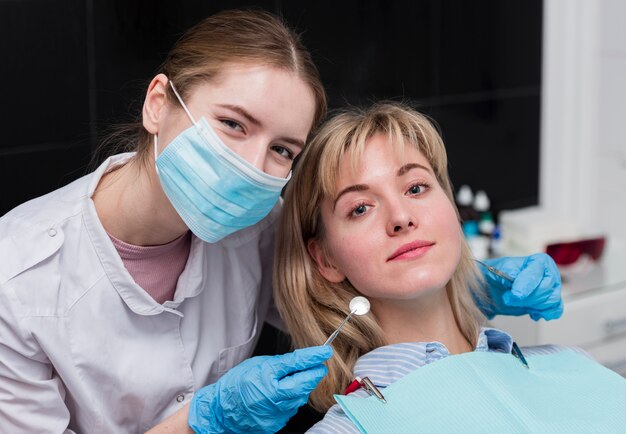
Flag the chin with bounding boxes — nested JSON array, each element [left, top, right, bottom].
[[353, 267, 455, 301], [411, 268, 454, 291], [366, 280, 449, 302]]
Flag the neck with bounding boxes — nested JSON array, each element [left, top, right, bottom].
[[93, 155, 189, 246], [371, 288, 473, 354]]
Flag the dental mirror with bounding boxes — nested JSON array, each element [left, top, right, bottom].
[[349, 296, 370, 316], [324, 296, 370, 346]]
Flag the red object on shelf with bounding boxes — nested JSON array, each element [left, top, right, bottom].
[[546, 237, 606, 265]]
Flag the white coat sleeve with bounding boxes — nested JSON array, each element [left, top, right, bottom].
[[0, 283, 77, 434]]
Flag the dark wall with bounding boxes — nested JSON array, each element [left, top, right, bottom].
[[0, 0, 542, 217]]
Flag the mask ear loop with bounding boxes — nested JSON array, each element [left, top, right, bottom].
[[154, 134, 160, 176], [154, 79, 197, 177], [169, 80, 198, 126]]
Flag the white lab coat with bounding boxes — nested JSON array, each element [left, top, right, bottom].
[[0, 154, 281, 433]]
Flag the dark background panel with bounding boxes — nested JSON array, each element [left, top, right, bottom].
[[0, 0, 90, 149], [282, 0, 437, 105], [0, 144, 93, 211], [432, 94, 541, 213], [437, 0, 543, 95]]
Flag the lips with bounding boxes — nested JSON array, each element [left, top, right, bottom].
[[387, 240, 435, 261]]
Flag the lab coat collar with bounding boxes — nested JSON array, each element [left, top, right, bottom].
[[82, 153, 205, 316]]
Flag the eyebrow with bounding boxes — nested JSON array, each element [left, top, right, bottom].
[[216, 104, 305, 150], [333, 163, 433, 210], [333, 184, 370, 210], [216, 104, 262, 126], [279, 136, 305, 150], [397, 163, 432, 176]]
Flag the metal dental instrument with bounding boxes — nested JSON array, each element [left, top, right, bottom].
[[323, 309, 356, 346], [345, 375, 387, 404], [324, 296, 370, 346], [360, 376, 387, 404], [512, 341, 530, 369], [473, 259, 515, 283]]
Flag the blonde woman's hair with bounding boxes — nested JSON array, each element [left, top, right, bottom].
[[273, 102, 488, 412]]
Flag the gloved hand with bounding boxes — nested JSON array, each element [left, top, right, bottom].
[[478, 253, 563, 321], [188, 345, 333, 434]]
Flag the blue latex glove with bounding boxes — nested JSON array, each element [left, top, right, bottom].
[[479, 253, 563, 321], [188, 345, 333, 434]]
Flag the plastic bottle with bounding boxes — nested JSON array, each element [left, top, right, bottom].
[[469, 190, 494, 259], [456, 185, 479, 238], [473, 190, 495, 238], [490, 225, 503, 257], [464, 220, 490, 260]]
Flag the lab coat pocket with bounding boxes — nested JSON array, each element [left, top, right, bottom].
[[217, 310, 259, 377]]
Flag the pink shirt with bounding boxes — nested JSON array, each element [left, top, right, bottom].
[[108, 231, 191, 304]]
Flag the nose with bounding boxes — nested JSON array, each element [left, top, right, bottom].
[[235, 141, 267, 173], [386, 199, 417, 236], [227, 137, 290, 178]]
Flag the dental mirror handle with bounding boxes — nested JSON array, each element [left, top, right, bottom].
[[324, 309, 356, 346]]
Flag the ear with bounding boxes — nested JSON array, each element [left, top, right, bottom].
[[142, 73, 169, 135], [307, 239, 345, 283]]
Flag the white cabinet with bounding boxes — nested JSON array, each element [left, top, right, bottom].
[[491, 253, 626, 375]]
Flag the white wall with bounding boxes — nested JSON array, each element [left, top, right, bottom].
[[493, 1, 626, 370], [540, 0, 626, 253], [597, 0, 626, 253]]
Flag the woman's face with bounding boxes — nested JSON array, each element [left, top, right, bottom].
[[313, 134, 462, 301], [157, 64, 317, 178]]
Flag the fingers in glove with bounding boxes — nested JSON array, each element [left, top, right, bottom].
[[510, 255, 546, 299], [529, 300, 564, 321], [267, 346, 333, 380], [275, 364, 329, 401]]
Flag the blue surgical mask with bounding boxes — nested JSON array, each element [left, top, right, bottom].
[[154, 81, 290, 243]]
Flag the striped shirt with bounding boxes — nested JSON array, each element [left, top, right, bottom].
[[307, 327, 579, 433]]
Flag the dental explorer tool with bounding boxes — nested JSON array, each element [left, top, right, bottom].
[[473, 259, 515, 283], [512, 341, 530, 369], [324, 296, 370, 346]]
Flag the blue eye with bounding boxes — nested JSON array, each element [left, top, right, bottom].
[[407, 183, 428, 196], [350, 203, 369, 217]]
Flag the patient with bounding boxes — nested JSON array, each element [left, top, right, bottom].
[[273, 102, 626, 432]]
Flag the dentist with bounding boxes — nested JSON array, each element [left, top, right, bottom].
[[0, 9, 562, 434]]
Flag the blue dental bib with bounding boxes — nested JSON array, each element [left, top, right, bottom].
[[335, 349, 626, 433]]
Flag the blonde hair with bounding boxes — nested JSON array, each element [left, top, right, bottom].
[[274, 102, 487, 412]]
